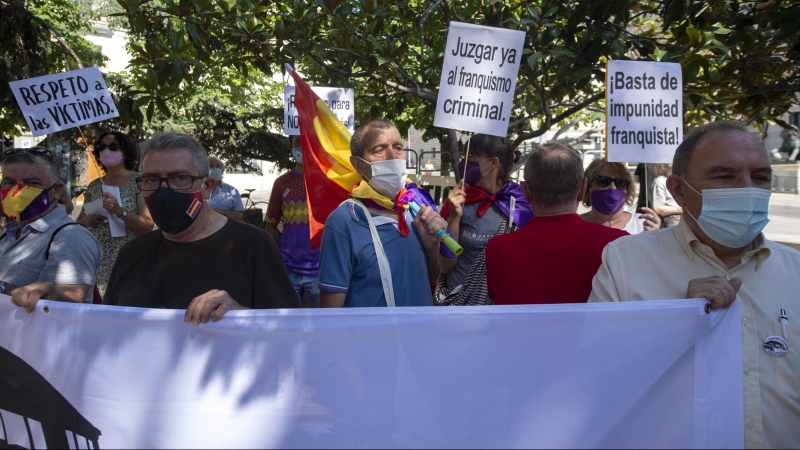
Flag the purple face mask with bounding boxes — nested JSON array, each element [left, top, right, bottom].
[[458, 158, 490, 185], [591, 188, 627, 215]]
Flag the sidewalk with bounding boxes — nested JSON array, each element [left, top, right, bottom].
[[764, 192, 800, 249]]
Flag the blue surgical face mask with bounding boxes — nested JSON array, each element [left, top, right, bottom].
[[681, 178, 770, 248], [291, 147, 303, 166], [209, 168, 223, 182]]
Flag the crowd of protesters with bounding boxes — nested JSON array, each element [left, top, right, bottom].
[[0, 118, 798, 448]]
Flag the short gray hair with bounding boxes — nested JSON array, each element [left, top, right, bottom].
[[350, 119, 395, 157], [523, 142, 584, 208], [139, 132, 209, 175], [673, 121, 754, 177], [1, 148, 61, 185]]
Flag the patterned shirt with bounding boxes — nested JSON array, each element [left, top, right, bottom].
[[266, 170, 319, 276]]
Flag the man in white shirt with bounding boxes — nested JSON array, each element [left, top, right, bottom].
[[589, 121, 799, 449]]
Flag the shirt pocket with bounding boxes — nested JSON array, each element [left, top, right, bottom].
[[776, 322, 800, 401]]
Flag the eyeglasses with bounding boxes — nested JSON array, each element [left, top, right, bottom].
[[136, 175, 206, 192], [592, 175, 631, 190], [96, 142, 120, 151], [1, 147, 54, 161]]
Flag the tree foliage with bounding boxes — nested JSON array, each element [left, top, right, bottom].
[[0, 0, 106, 135]]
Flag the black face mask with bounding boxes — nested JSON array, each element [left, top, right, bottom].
[[144, 187, 205, 234]]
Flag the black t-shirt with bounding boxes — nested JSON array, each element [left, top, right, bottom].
[[104, 219, 301, 309]]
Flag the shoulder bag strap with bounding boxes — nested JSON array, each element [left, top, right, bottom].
[[45, 222, 82, 260], [344, 199, 396, 307]]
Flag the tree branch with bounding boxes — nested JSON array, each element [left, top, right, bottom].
[[31, 16, 85, 69], [510, 92, 604, 148], [746, 82, 800, 96]]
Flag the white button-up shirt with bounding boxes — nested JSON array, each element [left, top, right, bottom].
[[589, 219, 800, 449]]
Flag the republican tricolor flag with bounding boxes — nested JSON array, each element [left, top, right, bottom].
[[287, 65, 361, 248]]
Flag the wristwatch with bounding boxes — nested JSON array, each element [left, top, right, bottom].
[[118, 209, 129, 219], [0, 281, 6, 295]]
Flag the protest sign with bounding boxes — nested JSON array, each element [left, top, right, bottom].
[[606, 60, 683, 163], [434, 22, 525, 137], [8, 67, 119, 137], [0, 297, 742, 448], [284, 86, 354, 135]]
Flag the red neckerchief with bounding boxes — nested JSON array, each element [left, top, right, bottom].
[[440, 184, 494, 219], [358, 186, 412, 237]]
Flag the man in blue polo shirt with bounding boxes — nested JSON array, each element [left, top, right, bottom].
[[318, 119, 453, 307], [207, 156, 244, 221]]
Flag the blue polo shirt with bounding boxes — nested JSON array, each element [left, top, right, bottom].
[[318, 202, 435, 307], [208, 181, 245, 212]]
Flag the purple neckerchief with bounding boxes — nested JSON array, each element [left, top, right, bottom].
[[355, 182, 456, 258], [495, 181, 533, 227], [357, 183, 417, 211]]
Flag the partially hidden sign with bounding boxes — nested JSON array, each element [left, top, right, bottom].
[[284, 86, 354, 135], [9, 67, 119, 137], [434, 22, 525, 137], [606, 60, 683, 163]]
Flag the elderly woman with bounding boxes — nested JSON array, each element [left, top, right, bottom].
[[580, 159, 660, 233], [77, 131, 153, 294]]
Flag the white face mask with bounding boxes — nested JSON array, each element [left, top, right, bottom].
[[291, 147, 303, 165], [364, 158, 407, 199], [682, 178, 770, 248]]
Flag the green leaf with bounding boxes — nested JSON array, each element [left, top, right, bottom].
[[146, 101, 155, 122], [132, 95, 151, 111], [155, 97, 172, 118]]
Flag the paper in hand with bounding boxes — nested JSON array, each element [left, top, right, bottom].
[[101, 185, 126, 238]]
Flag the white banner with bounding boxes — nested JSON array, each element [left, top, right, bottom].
[[9, 67, 119, 137], [0, 296, 742, 448], [434, 22, 525, 137], [284, 86, 354, 135], [606, 60, 683, 163]]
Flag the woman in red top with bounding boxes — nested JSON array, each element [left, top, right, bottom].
[[437, 134, 532, 305]]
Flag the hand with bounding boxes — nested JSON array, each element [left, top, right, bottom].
[[184, 289, 245, 326], [79, 214, 108, 229], [413, 204, 448, 252], [102, 193, 124, 217], [447, 181, 466, 219], [640, 207, 661, 231], [9, 282, 56, 313], [686, 276, 742, 310]]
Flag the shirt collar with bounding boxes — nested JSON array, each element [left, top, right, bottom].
[[28, 205, 67, 233], [676, 215, 771, 269]]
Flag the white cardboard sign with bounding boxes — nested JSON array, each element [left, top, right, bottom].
[[606, 60, 683, 163], [284, 86, 354, 135], [434, 22, 525, 137], [8, 67, 119, 137]]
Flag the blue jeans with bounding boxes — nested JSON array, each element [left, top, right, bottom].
[[286, 267, 320, 308]]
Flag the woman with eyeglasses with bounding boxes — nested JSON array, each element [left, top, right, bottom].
[[580, 159, 661, 234], [436, 134, 532, 305], [76, 131, 154, 294]]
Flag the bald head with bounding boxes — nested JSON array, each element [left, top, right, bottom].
[[673, 121, 764, 178], [524, 143, 584, 208], [208, 156, 224, 171]]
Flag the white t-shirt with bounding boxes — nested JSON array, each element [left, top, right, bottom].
[[652, 176, 677, 208], [622, 213, 646, 235]]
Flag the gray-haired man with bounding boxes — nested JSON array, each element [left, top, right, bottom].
[[1, 147, 102, 311], [103, 132, 300, 323]]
